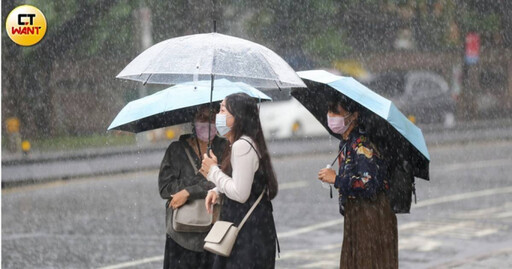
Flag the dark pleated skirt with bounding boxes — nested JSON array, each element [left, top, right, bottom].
[[163, 235, 214, 269], [340, 192, 398, 269]]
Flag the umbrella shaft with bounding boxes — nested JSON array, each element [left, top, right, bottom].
[[207, 74, 215, 156]]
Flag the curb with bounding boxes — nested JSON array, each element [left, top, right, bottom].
[[1, 142, 169, 166], [3, 118, 512, 165], [2, 119, 512, 188]]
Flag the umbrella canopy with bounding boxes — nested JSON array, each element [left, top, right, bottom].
[[293, 70, 430, 213], [108, 79, 271, 133], [293, 70, 429, 178], [116, 33, 306, 89]]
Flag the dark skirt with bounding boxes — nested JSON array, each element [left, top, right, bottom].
[[212, 222, 276, 269], [212, 198, 276, 269], [340, 192, 398, 269], [163, 235, 214, 269]]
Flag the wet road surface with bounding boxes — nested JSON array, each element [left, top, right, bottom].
[[2, 140, 512, 268]]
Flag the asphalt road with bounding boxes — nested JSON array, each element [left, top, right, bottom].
[[2, 139, 512, 269]]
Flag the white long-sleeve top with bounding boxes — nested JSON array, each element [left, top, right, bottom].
[[207, 136, 259, 203]]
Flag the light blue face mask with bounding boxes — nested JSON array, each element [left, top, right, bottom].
[[215, 114, 231, 137]]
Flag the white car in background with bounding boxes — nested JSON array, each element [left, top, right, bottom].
[[259, 89, 328, 139]]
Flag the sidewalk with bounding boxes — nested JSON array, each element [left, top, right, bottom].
[[2, 118, 512, 188]]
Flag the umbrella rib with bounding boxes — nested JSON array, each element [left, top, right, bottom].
[[256, 51, 281, 87], [142, 74, 153, 86], [274, 80, 281, 90], [135, 39, 171, 83]]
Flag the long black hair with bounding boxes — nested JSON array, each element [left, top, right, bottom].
[[220, 93, 278, 200]]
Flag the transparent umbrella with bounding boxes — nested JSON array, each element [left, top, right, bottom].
[[116, 32, 306, 89], [116, 31, 305, 146]]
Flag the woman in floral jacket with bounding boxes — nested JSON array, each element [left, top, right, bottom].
[[318, 94, 398, 269]]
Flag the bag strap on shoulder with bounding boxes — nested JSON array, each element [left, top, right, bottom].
[[183, 145, 199, 175], [238, 188, 265, 229], [239, 137, 261, 160], [236, 137, 265, 229]]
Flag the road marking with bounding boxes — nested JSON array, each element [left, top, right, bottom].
[[279, 243, 341, 259], [97, 256, 162, 269], [496, 211, 512, 219], [399, 236, 442, 252], [277, 219, 343, 238], [433, 158, 512, 174], [277, 185, 512, 239], [280, 180, 309, 190], [429, 247, 512, 269], [97, 186, 512, 269], [418, 221, 471, 237], [402, 218, 506, 243], [454, 202, 512, 219], [413, 186, 512, 208], [399, 220, 503, 239]]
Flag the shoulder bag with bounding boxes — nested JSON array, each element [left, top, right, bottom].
[[170, 145, 212, 233], [203, 188, 265, 257]]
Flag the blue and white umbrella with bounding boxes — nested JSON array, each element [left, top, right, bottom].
[[293, 70, 430, 213], [293, 70, 429, 178], [108, 79, 271, 133]]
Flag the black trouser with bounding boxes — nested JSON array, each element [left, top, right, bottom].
[[163, 235, 214, 269]]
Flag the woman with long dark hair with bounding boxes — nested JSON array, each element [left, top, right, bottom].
[[200, 93, 278, 269]]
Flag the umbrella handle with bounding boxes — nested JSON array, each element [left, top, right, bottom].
[[207, 145, 212, 158]]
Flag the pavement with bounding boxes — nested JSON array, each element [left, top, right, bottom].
[[2, 118, 512, 188], [2, 119, 512, 269]]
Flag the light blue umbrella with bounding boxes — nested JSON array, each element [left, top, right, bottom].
[[293, 70, 429, 180], [293, 70, 430, 213], [108, 79, 271, 133]]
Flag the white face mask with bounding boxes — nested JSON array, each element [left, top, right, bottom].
[[215, 114, 231, 137]]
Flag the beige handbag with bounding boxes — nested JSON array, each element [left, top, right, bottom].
[[172, 198, 212, 232], [203, 189, 265, 257], [170, 146, 212, 233]]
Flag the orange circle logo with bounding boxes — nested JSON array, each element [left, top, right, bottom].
[[5, 5, 47, 46]]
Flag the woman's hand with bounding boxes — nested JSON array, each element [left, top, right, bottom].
[[200, 150, 218, 178], [169, 189, 190, 209], [318, 168, 337, 184], [205, 190, 218, 214]]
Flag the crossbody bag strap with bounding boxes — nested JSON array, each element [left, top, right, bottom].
[[183, 145, 199, 175], [236, 137, 265, 229], [239, 137, 261, 159], [238, 188, 266, 229]]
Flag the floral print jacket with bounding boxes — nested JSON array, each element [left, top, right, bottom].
[[334, 129, 389, 213]]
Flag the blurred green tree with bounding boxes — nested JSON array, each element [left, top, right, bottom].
[[2, 0, 510, 140], [2, 0, 126, 138]]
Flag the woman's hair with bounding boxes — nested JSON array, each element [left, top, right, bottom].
[[326, 91, 360, 114], [220, 93, 278, 200], [194, 103, 219, 122], [191, 104, 219, 137]]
